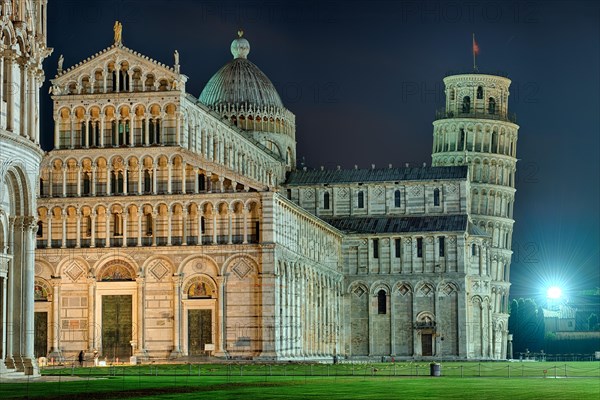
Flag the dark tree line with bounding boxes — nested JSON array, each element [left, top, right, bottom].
[[508, 298, 546, 354]]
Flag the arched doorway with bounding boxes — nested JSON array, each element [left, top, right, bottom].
[[95, 261, 137, 361], [183, 275, 217, 356]]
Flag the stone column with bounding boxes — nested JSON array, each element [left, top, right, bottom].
[[181, 162, 187, 194], [46, 214, 52, 248], [99, 116, 105, 147], [212, 211, 217, 244], [242, 206, 248, 244], [215, 276, 227, 357], [61, 165, 67, 197], [137, 211, 142, 247], [76, 163, 82, 196], [87, 277, 96, 352], [138, 166, 143, 195], [106, 168, 112, 196], [151, 212, 158, 246], [144, 117, 150, 145], [90, 212, 96, 248], [61, 209, 67, 248], [167, 210, 172, 246], [91, 164, 97, 196], [135, 277, 146, 358], [53, 116, 60, 149], [84, 117, 90, 148], [390, 285, 396, 356], [128, 119, 134, 146], [76, 211, 81, 248], [182, 209, 188, 246], [48, 277, 63, 361], [105, 212, 110, 247], [167, 163, 172, 194], [175, 112, 181, 145], [22, 218, 38, 375], [19, 63, 29, 138], [123, 168, 128, 195], [227, 208, 233, 244], [170, 275, 182, 358], [122, 211, 128, 247], [152, 163, 157, 195], [198, 210, 203, 245]]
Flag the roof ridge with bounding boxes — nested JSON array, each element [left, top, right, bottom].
[[55, 43, 175, 79]]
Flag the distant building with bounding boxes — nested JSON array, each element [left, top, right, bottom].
[[32, 26, 519, 363], [544, 290, 600, 333]]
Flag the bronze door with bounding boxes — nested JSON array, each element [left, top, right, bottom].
[[34, 312, 48, 358], [102, 295, 132, 361], [188, 309, 212, 355]]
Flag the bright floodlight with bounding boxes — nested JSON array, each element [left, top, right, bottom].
[[547, 286, 562, 299]]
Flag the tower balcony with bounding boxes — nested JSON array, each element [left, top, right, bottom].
[[435, 108, 517, 124]]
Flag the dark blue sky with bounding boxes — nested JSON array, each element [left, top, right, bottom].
[[44, 0, 599, 299]]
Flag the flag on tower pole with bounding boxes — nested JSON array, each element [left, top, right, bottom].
[[472, 33, 480, 72]]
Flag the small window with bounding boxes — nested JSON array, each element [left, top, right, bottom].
[[377, 290, 387, 314], [477, 86, 483, 99], [286, 189, 292, 200], [439, 237, 445, 257], [198, 173, 206, 191], [37, 221, 43, 237], [83, 173, 91, 195], [417, 238, 423, 258], [394, 238, 401, 258], [394, 190, 401, 207], [357, 191, 364, 208], [433, 188, 440, 206], [200, 216, 206, 234], [324, 192, 330, 209], [459, 128, 465, 150], [450, 88, 455, 101], [146, 214, 153, 235], [113, 213, 122, 236], [488, 97, 496, 115], [85, 216, 92, 236], [373, 238, 379, 259], [462, 96, 471, 113], [472, 243, 477, 256]]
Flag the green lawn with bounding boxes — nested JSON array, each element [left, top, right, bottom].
[[1, 362, 599, 399]]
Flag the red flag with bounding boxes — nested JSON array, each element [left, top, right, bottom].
[[473, 35, 480, 56]]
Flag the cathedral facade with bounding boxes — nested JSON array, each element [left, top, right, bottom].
[[32, 27, 518, 363], [0, 0, 51, 375]]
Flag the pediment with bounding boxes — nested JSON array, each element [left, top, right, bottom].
[[51, 44, 182, 88]]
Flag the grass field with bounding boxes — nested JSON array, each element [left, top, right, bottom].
[[1, 361, 599, 399]]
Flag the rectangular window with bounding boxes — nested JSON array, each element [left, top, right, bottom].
[[439, 237, 445, 257], [394, 238, 401, 258], [373, 238, 379, 259], [357, 191, 364, 208], [417, 238, 423, 258]]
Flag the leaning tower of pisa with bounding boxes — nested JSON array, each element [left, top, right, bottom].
[[431, 73, 519, 359]]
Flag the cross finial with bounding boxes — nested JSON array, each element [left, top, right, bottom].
[[237, 30, 244, 38]]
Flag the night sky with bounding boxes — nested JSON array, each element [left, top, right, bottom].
[[43, 1, 600, 300]]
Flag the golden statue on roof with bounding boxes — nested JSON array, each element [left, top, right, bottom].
[[113, 20, 122, 44]]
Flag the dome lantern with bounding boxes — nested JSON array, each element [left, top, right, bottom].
[[231, 30, 250, 59]]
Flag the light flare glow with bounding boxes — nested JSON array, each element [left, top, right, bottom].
[[546, 286, 563, 299]]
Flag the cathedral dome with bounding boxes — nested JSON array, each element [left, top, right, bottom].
[[199, 33, 284, 110]]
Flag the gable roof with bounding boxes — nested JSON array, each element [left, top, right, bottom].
[[52, 43, 179, 84], [285, 166, 467, 186]]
